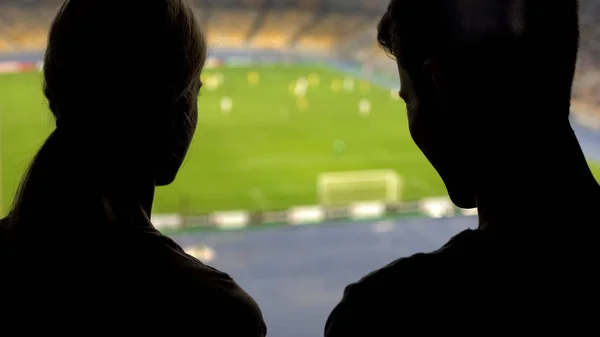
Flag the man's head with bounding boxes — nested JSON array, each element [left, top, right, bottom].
[[378, 0, 579, 208]]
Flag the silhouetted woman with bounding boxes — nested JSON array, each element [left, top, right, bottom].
[[0, 1, 266, 334]]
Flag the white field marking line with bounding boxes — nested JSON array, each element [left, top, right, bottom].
[[249, 188, 270, 210]]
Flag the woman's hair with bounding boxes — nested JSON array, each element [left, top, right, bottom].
[[7, 0, 206, 231]]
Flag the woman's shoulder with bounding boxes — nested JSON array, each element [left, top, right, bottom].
[[179, 267, 267, 336], [131, 225, 264, 311], [148, 233, 266, 335]]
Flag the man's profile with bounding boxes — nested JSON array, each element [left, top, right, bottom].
[[325, 0, 599, 335]]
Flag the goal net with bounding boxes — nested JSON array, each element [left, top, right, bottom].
[[317, 169, 403, 206]]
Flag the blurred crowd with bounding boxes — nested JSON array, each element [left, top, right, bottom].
[[1, 0, 600, 113], [0, 0, 385, 53], [574, 0, 600, 109]]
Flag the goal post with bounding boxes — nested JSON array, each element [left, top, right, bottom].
[[317, 169, 403, 206]]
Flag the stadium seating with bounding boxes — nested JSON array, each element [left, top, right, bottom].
[[573, 0, 600, 111], [239, 0, 266, 5], [1, 0, 600, 117], [0, 4, 55, 52], [250, 10, 313, 49], [297, 0, 319, 10], [203, 0, 264, 6], [295, 13, 371, 51], [354, 42, 388, 63], [361, 0, 386, 11], [207, 9, 259, 47]]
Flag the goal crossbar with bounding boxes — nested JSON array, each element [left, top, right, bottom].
[[317, 169, 402, 205]]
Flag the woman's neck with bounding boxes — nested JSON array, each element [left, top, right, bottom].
[[106, 181, 155, 219]]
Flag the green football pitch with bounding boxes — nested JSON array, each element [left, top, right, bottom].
[[0, 64, 599, 215]]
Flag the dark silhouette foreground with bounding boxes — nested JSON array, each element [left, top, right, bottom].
[[0, 1, 265, 333], [325, 1, 600, 335]]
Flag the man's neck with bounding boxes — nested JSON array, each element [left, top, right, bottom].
[[475, 122, 600, 232]]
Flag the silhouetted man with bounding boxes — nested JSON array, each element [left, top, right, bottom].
[[325, 1, 600, 335]]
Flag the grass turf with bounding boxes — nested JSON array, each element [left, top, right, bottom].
[[0, 64, 598, 214]]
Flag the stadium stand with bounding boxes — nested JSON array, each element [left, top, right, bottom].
[[0, 0, 600, 117], [575, 3, 600, 96], [354, 42, 388, 63], [297, 0, 319, 10], [0, 3, 55, 52], [570, 0, 600, 124], [250, 10, 314, 49], [294, 13, 372, 51], [207, 9, 259, 47]]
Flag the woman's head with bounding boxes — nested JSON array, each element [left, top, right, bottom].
[[43, 0, 206, 186], [6, 0, 206, 227]]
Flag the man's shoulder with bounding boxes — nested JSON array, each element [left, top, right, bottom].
[[341, 249, 447, 303], [325, 230, 476, 336], [347, 229, 474, 295]]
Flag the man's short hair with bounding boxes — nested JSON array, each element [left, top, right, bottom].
[[377, 0, 579, 100]]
